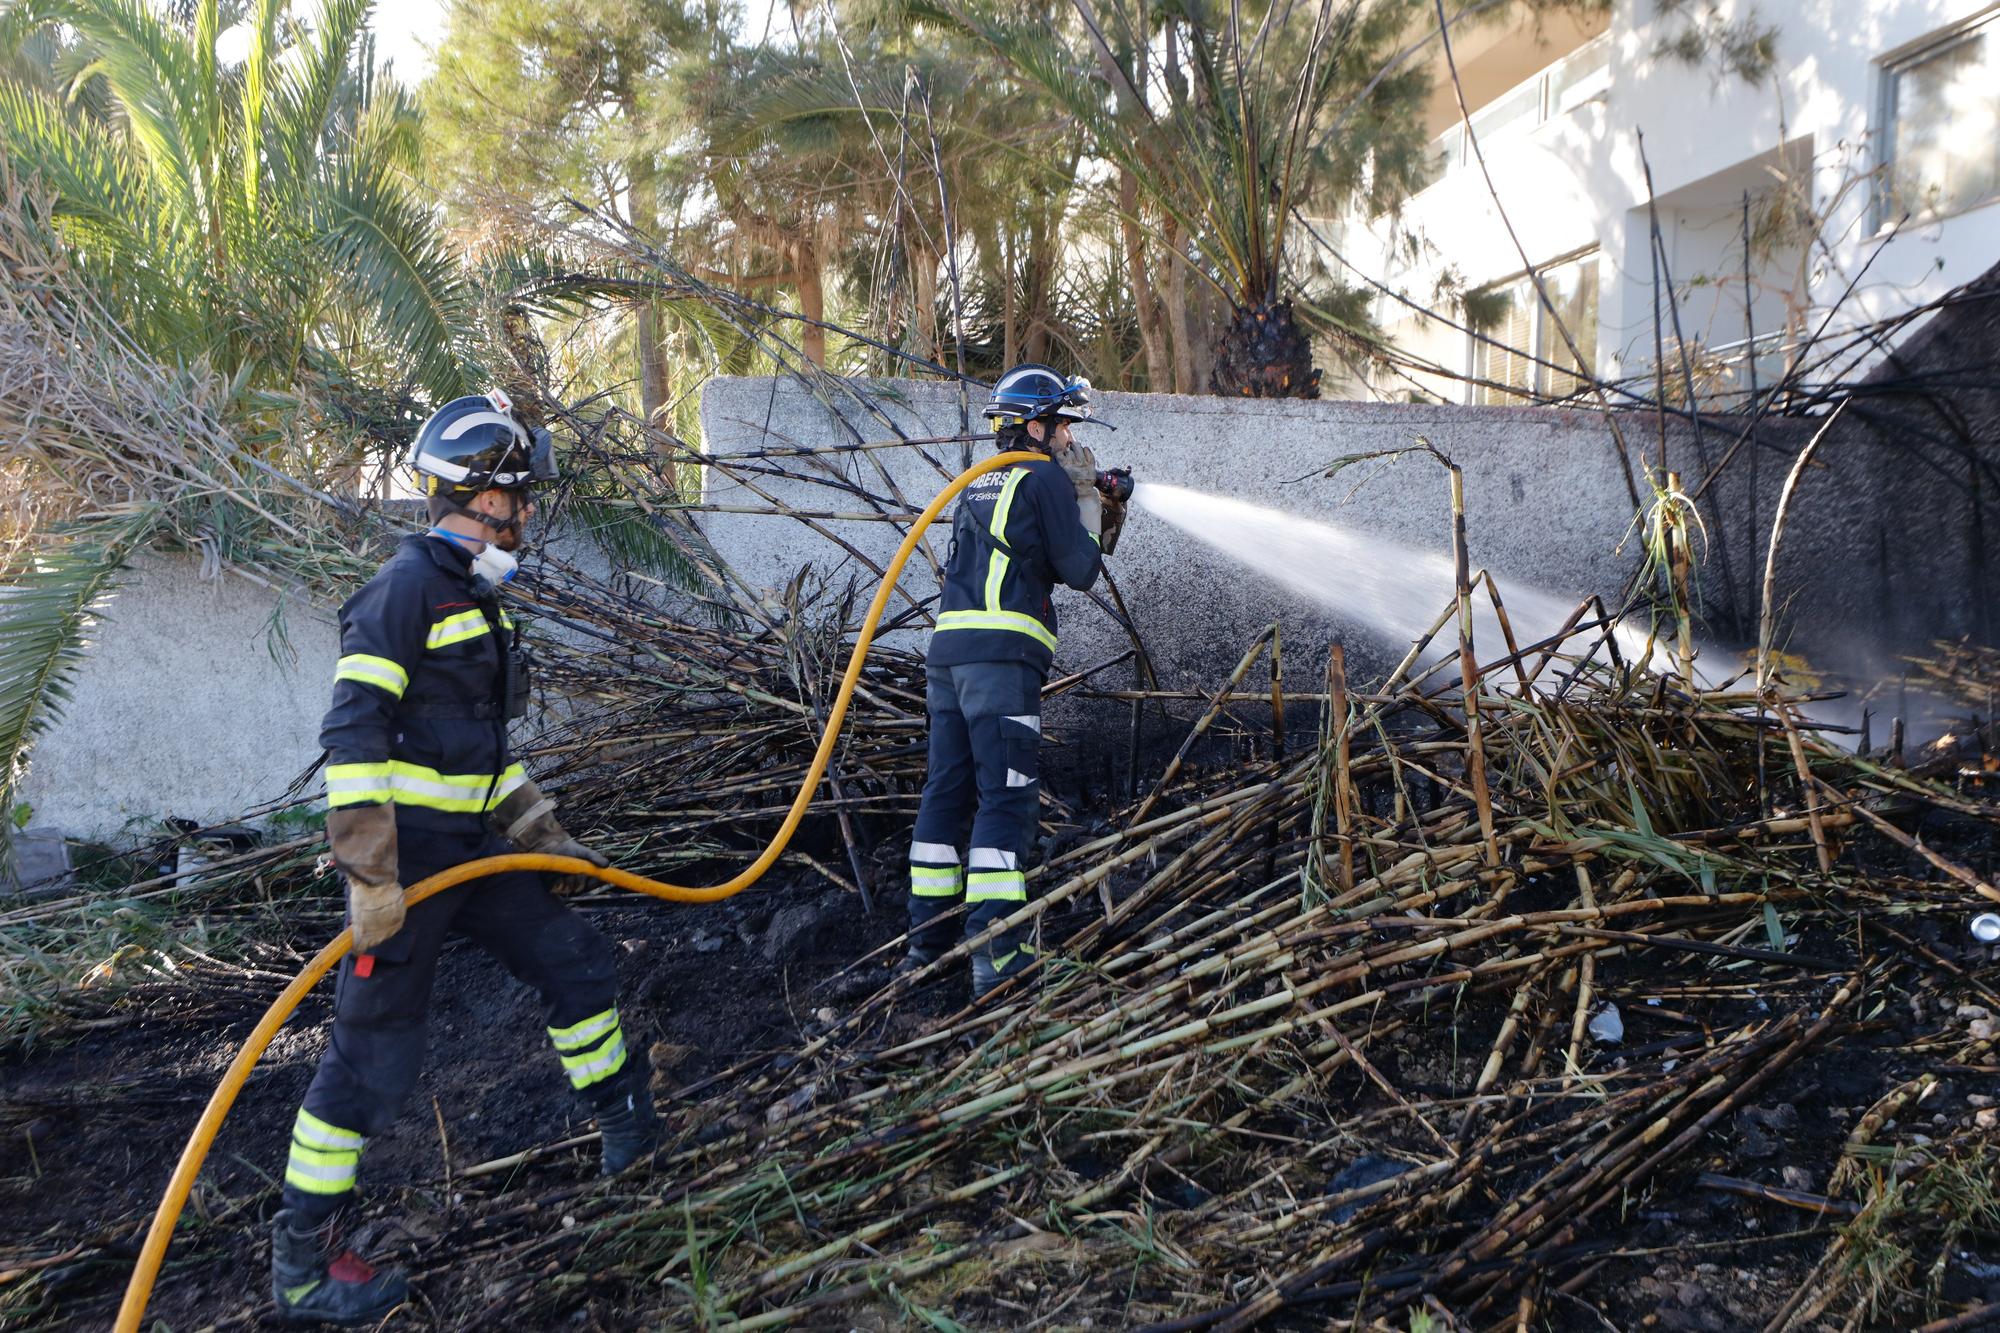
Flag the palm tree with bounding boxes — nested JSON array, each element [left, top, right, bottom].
[[0, 0, 480, 855], [917, 0, 1434, 397], [421, 0, 707, 425], [691, 34, 1054, 374], [0, 0, 477, 403], [689, 44, 879, 368]]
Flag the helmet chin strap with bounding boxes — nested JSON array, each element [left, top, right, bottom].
[[1013, 419, 1060, 455], [429, 511, 523, 593], [443, 488, 529, 538]]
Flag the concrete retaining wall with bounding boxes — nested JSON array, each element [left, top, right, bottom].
[[701, 379, 1770, 685], [20, 364, 1995, 840], [13, 525, 625, 843], [15, 554, 340, 841]]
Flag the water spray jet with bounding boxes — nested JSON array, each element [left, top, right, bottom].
[[1128, 481, 1654, 673]]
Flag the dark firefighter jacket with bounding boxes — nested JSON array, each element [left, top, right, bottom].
[[927, 455, 1103, 674], [321, 534, 526, 833]]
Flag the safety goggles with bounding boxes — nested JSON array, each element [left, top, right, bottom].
[[524, 426, 558, 483], [486, 427, 558, 491]]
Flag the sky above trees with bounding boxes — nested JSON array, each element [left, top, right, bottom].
[[370, 2, 447, 83]]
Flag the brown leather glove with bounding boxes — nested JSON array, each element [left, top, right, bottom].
[[326, 804, 405, 951], [1054, 439, 1103, 541], [492, 780, 609, 889]]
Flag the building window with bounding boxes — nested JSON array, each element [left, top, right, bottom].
[[1880, 16, 2000, 226], [1470, 252, 1598, 405]]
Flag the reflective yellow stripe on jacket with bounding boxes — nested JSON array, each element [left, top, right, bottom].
[[932, 609, 1059, 649], [935, 468, 1058, 650], [426, 608, 515, 650], [333, 654, 408, 698], [326, 761, 527, 812]]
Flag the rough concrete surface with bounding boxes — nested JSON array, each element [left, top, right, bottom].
[[23, 339, 1998, 840], [701, 378, 1771, 686], [698, 374, 2000, 695], [9, 510, 628, 844], [16, 554, 338, 841]]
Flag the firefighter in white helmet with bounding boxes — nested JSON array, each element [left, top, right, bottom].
[[268, 394, 654, 1325]]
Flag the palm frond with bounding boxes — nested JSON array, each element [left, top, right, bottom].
[[493, 247, 770, 367], [313, 152, 475, 401], [916, 0, 1229, 294], [0, 81, 211, 356], [0, 507, 158, 860], [266, 0, 369, 187], [703, 57, 902, 154], [26, 0, 206, 228], [237, 0, 279, 215], [190, 0, 220, 193], [347, 76, 421, 174], [558, 497, 702, 591], [0, 81, 163, 255], [0, 2, 51, 61]]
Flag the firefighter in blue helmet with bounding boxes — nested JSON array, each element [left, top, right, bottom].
[[267, 394, 657, 1326], [903, 365, 1126, 999]]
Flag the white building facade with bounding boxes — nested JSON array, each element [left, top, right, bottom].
[[1342, 0, 2000, 406]]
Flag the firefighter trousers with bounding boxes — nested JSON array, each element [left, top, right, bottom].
[[281, 825, 628, 1222], [907, 661, 1043, 984]]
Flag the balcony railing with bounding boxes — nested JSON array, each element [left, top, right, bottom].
[[1429, 34, 1610, 178], [1591, 328, 1800, 413]]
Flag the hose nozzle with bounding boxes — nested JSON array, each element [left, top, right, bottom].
[[1094, 467, 1134, 504]]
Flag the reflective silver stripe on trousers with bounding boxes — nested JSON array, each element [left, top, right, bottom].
[[292, 1116, 363, 1151], [563, 1035, 627, 1086], [550, 1009, 619, 1052], [284, 1157, 358, 1185]]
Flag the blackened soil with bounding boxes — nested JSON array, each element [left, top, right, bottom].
[[0, 868, 898, 1331], [4, 847, 1999, 1331]]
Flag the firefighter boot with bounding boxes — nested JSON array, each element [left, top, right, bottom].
[[966, 878, 1036, 1002], [595, 1045, 659, 1176], [269, 1208, 407, 1326], [969, 912, 1038, 1002], [891, 939, 947, 980], [970, 940, 1037, 1001]]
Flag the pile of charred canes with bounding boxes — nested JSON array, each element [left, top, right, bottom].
[[420, 594, 2000, 1331]]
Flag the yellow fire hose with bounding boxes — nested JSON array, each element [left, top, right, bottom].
[[114, 451, 1041, 1332]]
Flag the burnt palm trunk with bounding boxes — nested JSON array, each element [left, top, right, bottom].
[[1209, 297, 1321, 398]]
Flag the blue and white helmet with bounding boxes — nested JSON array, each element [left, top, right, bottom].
[[409, 390, 556, 497], [982, 363, 1111, 430]]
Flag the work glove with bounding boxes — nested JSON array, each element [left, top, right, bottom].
[[325, 804, 406, 952], [1055, 439, 1103, 541], [492, 779, 609, 893], [1100, 496, 1127, 557]]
